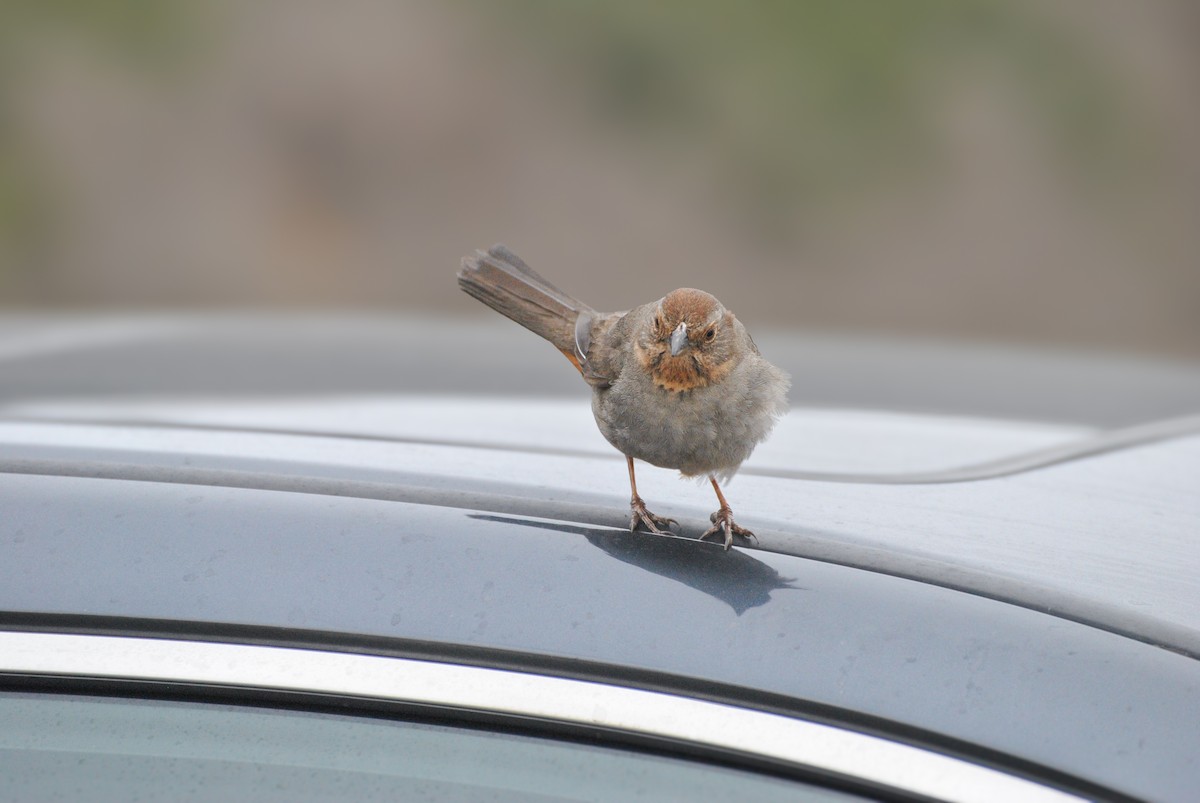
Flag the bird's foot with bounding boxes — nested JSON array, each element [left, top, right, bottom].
[[629, 496, 678, 535], [699, 507, 756, 551]]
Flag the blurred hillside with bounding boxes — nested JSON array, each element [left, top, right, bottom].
[[0, 0, 1197, 358]]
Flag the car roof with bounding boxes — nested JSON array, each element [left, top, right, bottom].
[[3, 395, 1198, 658], [2, 314, 1199, 800], [3, 452, 1197, 802]]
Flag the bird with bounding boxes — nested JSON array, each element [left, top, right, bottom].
[[458, 244, 789, 549]]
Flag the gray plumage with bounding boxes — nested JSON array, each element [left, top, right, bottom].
[[589, 300, 789, 483]]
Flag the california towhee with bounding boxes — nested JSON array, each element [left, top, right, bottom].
[[458, 244, 790, 549]]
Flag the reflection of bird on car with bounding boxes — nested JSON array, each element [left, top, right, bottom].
[[460, 245, 789, 548]]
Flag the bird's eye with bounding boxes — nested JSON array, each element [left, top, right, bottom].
[[654, 316, 662, 329], [705, 327, 716, 341]]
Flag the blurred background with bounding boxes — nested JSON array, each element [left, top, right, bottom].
[[0, 0, 1197, 359]]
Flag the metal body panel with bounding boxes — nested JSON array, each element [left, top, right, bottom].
[[1, 403, 1197, 655], [1, 472, 1197, 801]]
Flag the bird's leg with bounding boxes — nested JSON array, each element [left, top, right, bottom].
[[626, 456, 677, 534], [699, 476, 756, 550]]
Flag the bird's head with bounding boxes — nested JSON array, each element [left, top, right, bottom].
[[638, 288, 738, 392]]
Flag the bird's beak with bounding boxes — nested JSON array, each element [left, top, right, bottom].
[[669, 322, 688, 356]]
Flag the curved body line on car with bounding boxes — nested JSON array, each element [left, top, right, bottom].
[[4, 410, 1199, 485]]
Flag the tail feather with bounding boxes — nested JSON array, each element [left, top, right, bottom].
[[458, 245, 594, 357]]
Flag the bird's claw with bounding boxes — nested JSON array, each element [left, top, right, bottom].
[[629, 496, 678, 535], [699, 507, 756, 551]]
